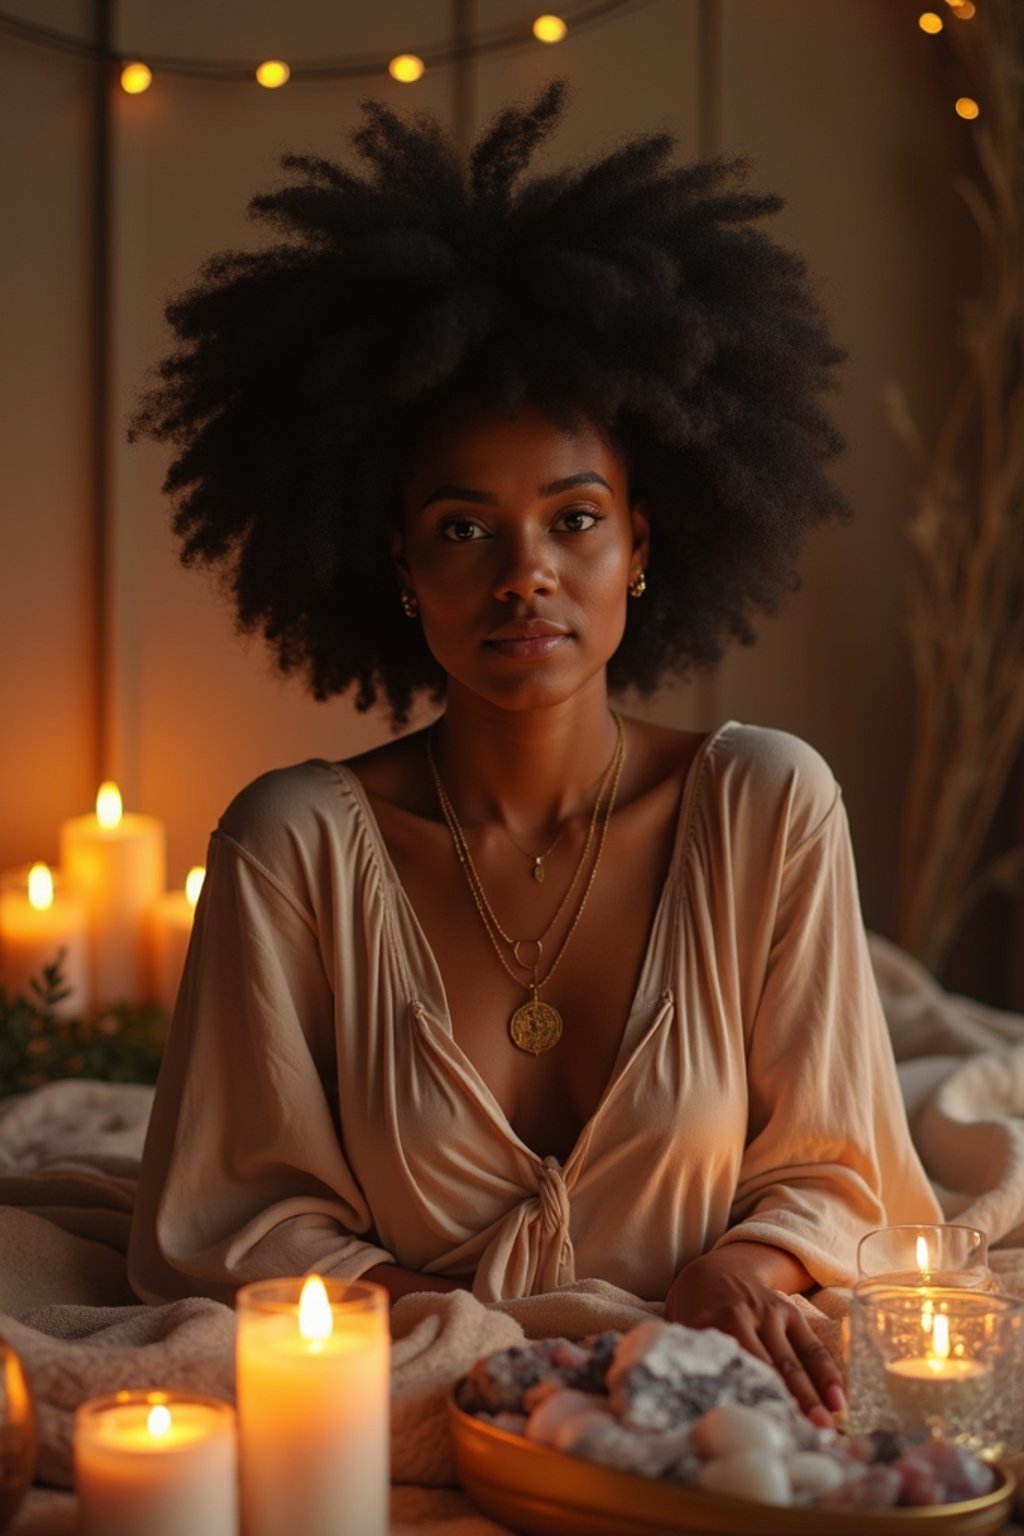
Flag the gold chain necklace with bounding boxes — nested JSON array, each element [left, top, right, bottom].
[[427, 714, 626, 1055], [503, 824, 564, 884]]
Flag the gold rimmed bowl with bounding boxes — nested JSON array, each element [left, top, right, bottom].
[[448, 1392, 1015, 1536]]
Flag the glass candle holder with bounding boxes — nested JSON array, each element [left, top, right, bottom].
[[236, 1275, 389, 1536], [847, 1286, 1024, 1455], [857, 1224, 991, 1291]]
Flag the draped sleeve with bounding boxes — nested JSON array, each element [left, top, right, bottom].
[[710, 729, 942, 1285], [127, 770, 394, 1304]]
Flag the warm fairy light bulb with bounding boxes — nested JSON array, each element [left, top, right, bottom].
[[120, 61, 153, 94], [953, 0, 976, 16], [388, 53, 425, 83], [956, 96, 980, 119], [916, 1234, 931, 1275], [918, 11, 944, 32], [96, 781, 123, 829], [533, 14, 568, 43], [147, 1403, 172, 1437], [185, 866, 206, 908], [27, 862, 54, 912], [256, 59, 290, 88], [298, 1275, 333, 1342]]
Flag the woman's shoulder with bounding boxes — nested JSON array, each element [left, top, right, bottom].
[[216, 758, 357, 865], [703, 721, 841, 850]]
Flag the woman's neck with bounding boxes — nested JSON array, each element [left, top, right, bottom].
[[430, 686, 622, 838]]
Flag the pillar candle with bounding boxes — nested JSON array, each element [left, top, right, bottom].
[[151, 866, 205, 1015], [0, 862, 89, 1019], [60, 782, 166, 1008], [74, 1391, 237, 1536], [236, 1276, 389, 1536]]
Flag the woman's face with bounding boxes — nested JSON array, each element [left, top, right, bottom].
[[394, 401, 649, 714]]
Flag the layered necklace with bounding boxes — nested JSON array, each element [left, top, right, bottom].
[[427, 714, 626, 1055]]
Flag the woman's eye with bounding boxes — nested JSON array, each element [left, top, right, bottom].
[[554, 507, 601, 533], [440, 517, 487, 542]]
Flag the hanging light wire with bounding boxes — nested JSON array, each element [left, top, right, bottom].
[[0, 1, 651, 82]]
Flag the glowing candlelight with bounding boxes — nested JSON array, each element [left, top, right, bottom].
[[0, 860, 89, 1018], [236, 1275, 389, 1536], [60, 782, 166, 1007], [152, 865, 205, 1015], [885, 1301, 990, 1424], [74, 1390, 237, 1536]]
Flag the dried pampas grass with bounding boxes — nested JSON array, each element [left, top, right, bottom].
[[890, 0, 1024, 973]]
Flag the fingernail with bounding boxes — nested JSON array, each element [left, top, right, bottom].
[[825, 1384, 847, 1412]]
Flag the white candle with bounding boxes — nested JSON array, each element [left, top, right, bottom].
[[60, 782, 166, 1008], [885, 1309, 991, 1424], [236, 1275, 390, 1536], [152, 866, 205, 1015], [0, 862, 89, 1019], [74, 1391, 237, 1536]]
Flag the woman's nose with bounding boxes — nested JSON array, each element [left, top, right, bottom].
[[493, 531, 557, 601]]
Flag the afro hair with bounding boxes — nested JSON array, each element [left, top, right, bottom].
[[131, 80, 848, 726]]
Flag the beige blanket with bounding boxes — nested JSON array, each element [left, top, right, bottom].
[[5, 933, 1024, 1535]]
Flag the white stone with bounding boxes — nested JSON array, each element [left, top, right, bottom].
[[786, 1451, 847, 1494], [695, 1448, 792, 1505], [524, 1389, 605, 1446], [691, 1402, 791, 1458]]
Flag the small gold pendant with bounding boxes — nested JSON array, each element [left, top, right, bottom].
[[533, 857, 545, 884], [510, 998, 563, 1055]]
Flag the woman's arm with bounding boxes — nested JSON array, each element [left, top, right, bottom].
[[129, 820, 396, 1302]]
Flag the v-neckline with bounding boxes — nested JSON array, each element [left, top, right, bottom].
[[339, 722, 729, 1162]]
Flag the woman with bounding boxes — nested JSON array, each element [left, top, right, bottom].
[[127, 83, 941, 1425]]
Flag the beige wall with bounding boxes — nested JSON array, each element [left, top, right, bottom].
[[0, 0, 969, 935]]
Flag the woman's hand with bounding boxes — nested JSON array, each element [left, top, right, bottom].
[[665, 1242, 846, 1426]]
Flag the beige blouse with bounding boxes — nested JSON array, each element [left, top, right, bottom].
[[128, 722, 941, 1305]]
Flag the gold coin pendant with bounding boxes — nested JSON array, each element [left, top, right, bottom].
[[509, 999, 563, 1055]]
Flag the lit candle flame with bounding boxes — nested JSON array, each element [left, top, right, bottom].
[[931, 1312, 951, 1360], [96, 781, 123, 829], [916, 1234, 931, 1276], [27, 862, 54, 911], [185, 866, 206, 907], [298, 1274, 333, 1342], [147, 1403, 172, 1437]]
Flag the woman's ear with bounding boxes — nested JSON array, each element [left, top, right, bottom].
[[630, 503, 651, 575]]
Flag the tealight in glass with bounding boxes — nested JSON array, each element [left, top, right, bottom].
[[846, 1286, 1024, 1455], [857, 1224, 991, 1291]]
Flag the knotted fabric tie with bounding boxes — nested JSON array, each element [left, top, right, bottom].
[[471, 1154, 577, 1300]]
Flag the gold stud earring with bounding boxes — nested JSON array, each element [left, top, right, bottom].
[[628, 570, 647, 599], [400, 589, 419, 619]]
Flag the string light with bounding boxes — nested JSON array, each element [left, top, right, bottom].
[[918, 12, 944, 34], [255, 59, 290, 88], [533, 15, 568, 43], [388, 53, 424, 83], [119, 60, 152, 94], [955, 96, 980, 119], [952, 0, 976, 16], [0, 1, 643, 88]]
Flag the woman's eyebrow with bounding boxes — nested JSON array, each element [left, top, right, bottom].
[[420, 471, 611, 510], [539, 472, 612, 496]]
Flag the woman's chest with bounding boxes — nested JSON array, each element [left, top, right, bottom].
[[379, 786, 684, 1160]]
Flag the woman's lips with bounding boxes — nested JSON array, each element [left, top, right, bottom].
[[484, 622, 570, 659]]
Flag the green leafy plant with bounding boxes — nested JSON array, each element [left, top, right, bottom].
[[0, 954, 167, 1097]]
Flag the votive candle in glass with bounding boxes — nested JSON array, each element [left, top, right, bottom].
[[857, 1223, 991, 1291], [236, 1275, 389, 1536], [74, 1390, 237, 1536], [847, 1286, 1024, 1455]]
